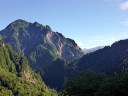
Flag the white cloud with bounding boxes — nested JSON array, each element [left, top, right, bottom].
[[121, 20, 128, 26], [120, 1, 128, 10], [76, 41, 85, 48], [76, 41, 83, 46]]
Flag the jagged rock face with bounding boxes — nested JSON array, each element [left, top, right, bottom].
[[0, 19, 83, 68], [45, 31, 83, 60]]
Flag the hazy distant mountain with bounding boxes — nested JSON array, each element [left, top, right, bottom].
[[83, 46, 105, 54]]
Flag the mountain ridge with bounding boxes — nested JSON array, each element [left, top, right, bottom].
[[73, 39, 128, 76]]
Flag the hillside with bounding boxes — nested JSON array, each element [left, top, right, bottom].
[[42, 39, 128, 90], [0, 40, 57, 96], [73, 39, 128, 76]]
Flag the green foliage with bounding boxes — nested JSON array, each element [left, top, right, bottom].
[[29, 44, 58, 70], [61, 70, 107, 96], [0, 66, 57, 96], [0, 40, 58, 96], [61, 70, 128, 96]]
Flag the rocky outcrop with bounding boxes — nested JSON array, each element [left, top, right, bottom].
[[24, 69, 36, 83]]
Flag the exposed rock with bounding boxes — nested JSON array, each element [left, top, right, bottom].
[[23, 68, 36, 83]]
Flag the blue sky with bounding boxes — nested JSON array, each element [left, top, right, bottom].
[[1, 0, 128, 48]]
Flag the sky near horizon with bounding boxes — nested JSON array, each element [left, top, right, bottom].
[[1, 0, 128, 48]]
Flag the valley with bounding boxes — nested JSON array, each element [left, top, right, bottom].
[[1, 20, 128, 96]]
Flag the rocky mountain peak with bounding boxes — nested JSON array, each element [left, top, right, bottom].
[[0, 19, 83, 68]]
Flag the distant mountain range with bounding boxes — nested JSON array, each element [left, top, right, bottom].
[[83, 46, 105, 54]]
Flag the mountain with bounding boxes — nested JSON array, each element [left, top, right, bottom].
[[0, 40, 57, 96], [72, 39, 128, 76], [0, 19, 83, 70], [60, 39, 128, 95], [83, 46, 104, 54], [42, 39, 128, 90]]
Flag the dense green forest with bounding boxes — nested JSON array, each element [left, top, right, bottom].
[[61, 70, 128, 96], [0, 40, 57, 96]]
